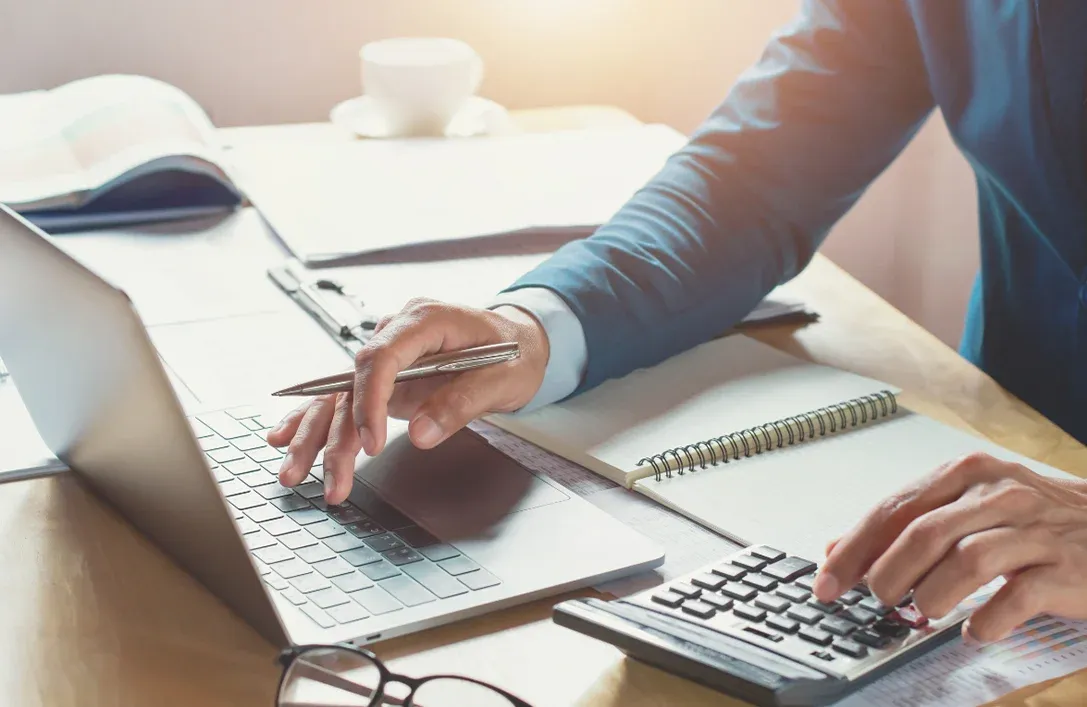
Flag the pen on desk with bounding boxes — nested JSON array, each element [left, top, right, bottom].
[[271, 342, 520, 397]]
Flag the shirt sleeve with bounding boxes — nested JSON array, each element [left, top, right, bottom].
[[488, 287, 588, 411], [500, 0, 936, 395]]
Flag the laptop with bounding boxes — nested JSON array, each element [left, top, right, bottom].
[[0, 204, 664, 647]]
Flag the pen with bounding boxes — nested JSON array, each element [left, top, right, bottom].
[[271, 342, 520, 397]]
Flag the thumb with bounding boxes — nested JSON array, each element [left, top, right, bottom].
[[408, 369, 516, 449]]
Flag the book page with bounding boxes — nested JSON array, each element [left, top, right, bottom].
[[636, 412, 1080, 563], [0, 75, 221, 209], [490, 335, 893, 485]]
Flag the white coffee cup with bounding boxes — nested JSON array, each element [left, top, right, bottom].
[[360, 38, 483, 136]]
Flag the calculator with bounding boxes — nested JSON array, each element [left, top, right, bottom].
[[552, 545, 972, 706]]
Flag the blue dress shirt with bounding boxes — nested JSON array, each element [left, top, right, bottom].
[[493, 0, 1087, 444]]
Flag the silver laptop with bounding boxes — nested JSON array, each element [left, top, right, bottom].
[[0, 204, 664, 647]]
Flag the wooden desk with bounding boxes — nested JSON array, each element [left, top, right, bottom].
[[2, 109, 1086, 707]]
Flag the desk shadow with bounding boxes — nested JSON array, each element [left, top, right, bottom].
[[30, 476, 278, 707]]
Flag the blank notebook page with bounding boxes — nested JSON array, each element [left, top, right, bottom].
[[636, 412, 1079, 563], [491, 335, 892, 485]]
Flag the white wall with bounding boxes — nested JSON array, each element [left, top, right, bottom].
[[0, 0, 978, 347]]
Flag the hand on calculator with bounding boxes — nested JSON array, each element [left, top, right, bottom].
[[813, 452, 1087, 643], [266, 298, 550, 505]]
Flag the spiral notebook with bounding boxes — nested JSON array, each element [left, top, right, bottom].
[[488, 335, 1076, 561]]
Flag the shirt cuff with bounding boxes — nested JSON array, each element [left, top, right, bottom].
[[487, 287, 588, 412]]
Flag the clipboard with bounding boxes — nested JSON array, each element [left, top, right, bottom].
[[267, 260, 381, 357]]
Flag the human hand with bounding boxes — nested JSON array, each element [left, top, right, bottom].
[[812, 452, 1087, 643], [265, 298, 550, 505]]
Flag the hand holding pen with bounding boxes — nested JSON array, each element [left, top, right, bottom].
[[265, 298, 551, 504]]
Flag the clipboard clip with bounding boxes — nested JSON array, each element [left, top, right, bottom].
[[268, 260, 380, 354]]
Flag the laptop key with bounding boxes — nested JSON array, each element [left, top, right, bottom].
[[226, 406, 262, 421], [262, 517, 301, 536], [244, 531, 277, 551], [402, 562, 469, 599], [279, 531, 318, 551], [332, 572, 373, 594], [308, 587, 351, 609], [341, 547, 383, 567], [273, 559, 312, 579], [350, 586, 402, 616], [281, 588, 308, 606], [198, 412, 250, 440], [242, 418, 266, 433], [307, 520, 346, 540], [238, 471, 276, 488], [298, 603, 336, 629], [378, 575, 436, 607], [458, 569, 500, 591], [249, 447, 283, 464], [218, 479, 248, 497], [327, 504, 368, 525], [359, 560, 401, 582], [363, 533, 404, 553], [312, 557, 355, 578], [227, 492, 265, 511], [345, 519, 386, 538], [244, 505, 282, 524], [270, 494, 310, 511], [231, 435, 267, 452], [264, 575, 289, 591], [295, 544, 336, 565], [224, 459, 261, 476], [257, 484, 296, 501], [326, 602, 368, 624], [200, 436, 229, 452], [235, 516, 262, 534], [419, 544, 460, 562], [324, 534, 366, 553], [191, 419, 215, 438], [212, 467, 232, 483], [396, 525, 440, 548], [296, 481, 324, 499], [208, 447, 245, 464], [290, 573, 333, 593], [383, 548, 424, 566], [437, 556, 480, 577], [253, 544, 294, 564], [287, 508, 329, 526]]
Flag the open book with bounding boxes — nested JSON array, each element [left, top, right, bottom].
[[0, 74, 244, 231], [489, 336, 1078, 562]]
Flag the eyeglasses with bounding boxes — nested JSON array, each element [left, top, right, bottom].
[[275, 643, 534, 707]]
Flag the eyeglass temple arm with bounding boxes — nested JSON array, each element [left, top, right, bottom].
[[282, 659, 410, 707]]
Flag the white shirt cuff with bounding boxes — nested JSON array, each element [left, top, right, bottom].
[[488, 287, 587, 411]]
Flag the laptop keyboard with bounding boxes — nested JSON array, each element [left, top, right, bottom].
[[189, 407, 502, 629]]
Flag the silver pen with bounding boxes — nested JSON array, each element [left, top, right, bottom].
[[271, 342, 520, 397]]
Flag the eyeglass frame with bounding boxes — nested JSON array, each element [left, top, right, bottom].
[[275, 643, 534, 707]]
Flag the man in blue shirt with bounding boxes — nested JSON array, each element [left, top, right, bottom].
[[271, 1, 1087, 643]]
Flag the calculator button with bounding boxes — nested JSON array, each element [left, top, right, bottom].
[[832, 639, 868, 659], [854, 629, 891, 649], [651, 590, 685, 609], [820, 616, 857, 637], [710, 564, 747, 581], [839, 590, 864, 605], [786, 605, 825, 626], [811, 651, 835, 662], [873, 618, 911, 640], [701, 593, 734, 612], [732, 554, 767, 572], [721, 583, 758, 602], [681, 600, 717, 619], [691, 573, 727, 591], [733, 604, 767, 623], [858, 596, 893, 616], [766, 615, 800, 634], [841, 607, 878, 626], [794, 573, 818, 590], [669, 582, 702, 599], [853, 583, 871, 596], [807, 599, 842, 614], [798, 626, 833, 646], [775, 585, 811, 603], [748, 546, 786, 563], [763, 557, 817, 583], [892, 606, 929, 629], [754, 594, 790, 614], [742, 625, 783, 642], [741, 573, 778, 592]]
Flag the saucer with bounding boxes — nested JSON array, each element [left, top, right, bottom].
[[330, 95, 511, 139]]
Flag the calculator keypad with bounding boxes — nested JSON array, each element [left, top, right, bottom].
[[635, 545, 958, 678]]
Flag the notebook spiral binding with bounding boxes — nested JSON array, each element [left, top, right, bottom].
[[637, 390, 899, 482]]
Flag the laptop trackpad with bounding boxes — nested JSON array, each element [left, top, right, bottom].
[[353, 422, 568, 541]]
